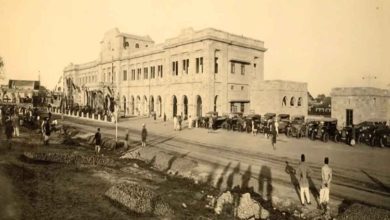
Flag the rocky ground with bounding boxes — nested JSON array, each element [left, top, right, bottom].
[[0, 125, 389, 220]]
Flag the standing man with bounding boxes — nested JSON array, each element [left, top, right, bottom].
[[124, 129, 131, 150], [188, 115, 192, 129], [271, 125, 277, 150], [43, 117, 51, 145], [274, 119, 279, 136], [141, 124, 147, 147], [320, 157, 332, 210], [5, 116, 14, 149], [296, 154, 312, 206], [92, 128, 102, 154], [178, 115, 182, 131], [12, 113, 20, 137]]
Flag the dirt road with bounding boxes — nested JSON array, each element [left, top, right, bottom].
[[58, 115, 390, 212]]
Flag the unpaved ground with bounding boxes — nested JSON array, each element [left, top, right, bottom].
[[0, 127, 298, 220], [1, 125, 389, 220]]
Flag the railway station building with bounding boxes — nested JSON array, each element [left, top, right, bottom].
[[63, 28, 307, 119]]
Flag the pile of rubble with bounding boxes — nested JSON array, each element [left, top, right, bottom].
[[207, 191, 270, 220], [23, 151, 117, 166], [337, 203, 390, 220], [105, 182, 174, 218]]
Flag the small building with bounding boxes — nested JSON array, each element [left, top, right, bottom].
[[250, 80, 308, 117], [330, 87, 390, 126], [0, 80, 40, 107]]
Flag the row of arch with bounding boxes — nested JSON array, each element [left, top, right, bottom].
[[120, 94, 206, 118], [282, 96, 303, 107]]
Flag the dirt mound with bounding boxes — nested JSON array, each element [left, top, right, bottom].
[[23, 151, 117, 167], [105, 183, 174, 217], [338, 203, 390, 220]]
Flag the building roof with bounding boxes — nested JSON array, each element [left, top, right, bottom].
[[8, 79, 39, 90], [331, 87, 390, 97], [118, 32, 154, 43]]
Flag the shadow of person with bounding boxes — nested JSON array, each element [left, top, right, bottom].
[[308, 175, 320, 207], [285, 161, 300, 198], [216, 162, 232, 190], [258, 166, 273, 207], [227, 162, 240, 190], [241, 165, 252, 191]]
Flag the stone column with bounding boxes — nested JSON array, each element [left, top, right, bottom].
[[98, 114, 101, 121], [104, 115, 107, 122]]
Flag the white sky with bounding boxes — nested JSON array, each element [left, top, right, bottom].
[[0, 0, 389, 96]]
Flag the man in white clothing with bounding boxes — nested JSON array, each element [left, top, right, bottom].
[[320, 157, 332, 210]]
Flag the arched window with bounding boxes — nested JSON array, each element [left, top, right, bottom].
[[290, 97, 295, 106], [282, 96, 287, 106], [297, 97, 302, 106], [135, 43, 139, 48]]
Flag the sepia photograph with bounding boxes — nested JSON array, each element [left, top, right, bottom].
[[0, 0, 389, 219]]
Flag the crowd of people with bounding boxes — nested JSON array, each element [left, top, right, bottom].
[[0, 105, 59, 148]]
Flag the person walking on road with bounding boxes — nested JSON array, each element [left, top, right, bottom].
[[92, 128, 102, 154], [296, 154, 312, 206], [319, 157, 332, 210], [271, 124, 277, 150], [141, 124, 147, 147], [5, 116, 14, 149], [124, 129, 131, 150], [188, 115, 192, 129]]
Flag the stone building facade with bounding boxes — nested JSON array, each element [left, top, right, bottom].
[[251, 80, 308, 116], [331, 87, 390, 125], [63, 27, 307, 118]]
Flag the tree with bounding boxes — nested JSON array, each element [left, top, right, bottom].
[[0, 56, 3, 68]]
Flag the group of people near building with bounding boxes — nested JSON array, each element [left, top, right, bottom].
[[0, 105, 25, 148], [92, 123, 148, 155], [291, 154, 332, 211]]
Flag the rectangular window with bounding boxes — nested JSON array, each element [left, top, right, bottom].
[[182, 59, 189, 74], [231, 62, 235, 74], [144, 67, 148, 79], [200, 57, 203, 73], [123, 70, 127, 81], [150, 66, 155, 79], [196, 58, 199, 73], [241, 64, 245, 75], [172, 61, 178, 75], [196, 57, 203, 73], [240, 103, 245, 113], [160, 65, 163, 78], [214, 57, 218, 74], [137, 68, 141, 80]]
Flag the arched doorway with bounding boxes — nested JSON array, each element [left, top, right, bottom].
[[172, 95, 177, 117], [157, 96, 162, 117], [183, 95, 188, 119], [214, 95, 218, 113], [150, 96, 154, 113], [196, 95, 202, 117]]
